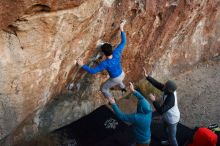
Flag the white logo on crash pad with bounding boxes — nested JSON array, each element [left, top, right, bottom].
[[104, 118, 118, 129]]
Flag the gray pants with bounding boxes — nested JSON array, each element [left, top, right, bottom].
[[163, 122, 178, 146], [101, 72, 125, 98]]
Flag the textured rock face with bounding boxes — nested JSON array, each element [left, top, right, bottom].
[[0, 0, 219, 145], [0, 0, 85, 29]]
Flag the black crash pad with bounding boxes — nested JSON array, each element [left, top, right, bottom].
[[53, 106, 193, 146], [53, 105, 135, 146]]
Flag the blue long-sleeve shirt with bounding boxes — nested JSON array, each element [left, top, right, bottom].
[[82, 31, 126, 78], [111, 90, 152, 144]]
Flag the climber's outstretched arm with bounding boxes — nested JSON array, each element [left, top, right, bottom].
[[76, 58, 106, 74], [113, 20, 127, 56], [82, 62, 106, 74]]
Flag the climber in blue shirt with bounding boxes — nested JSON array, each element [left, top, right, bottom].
[[77, 20, 127, 99], [109, 82, 152, 146]]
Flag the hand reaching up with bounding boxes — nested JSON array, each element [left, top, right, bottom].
[[129, 82, 135, 92], [149, 93, 156, 102], [108, 97, 116, 104], [143, 67, 148, 78], [77, 58, 84, 67], [120, 19, 126, 32]]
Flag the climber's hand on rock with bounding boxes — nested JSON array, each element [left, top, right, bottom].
[[108, 97, 116, 104], [143, 67, 148, 77], [77, 58, 84, 67], [129, 82, 135, 92], [120, 19, 126, 31], [149, 93, 156, 102], [73, 60, 77, 65]]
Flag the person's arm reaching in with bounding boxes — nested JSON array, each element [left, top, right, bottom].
[[77, 58, 105, 74], [129, 82, 145, 100], [130, 82, 152, 112], [149, 93, 175, 114], [109, 97, 136, 123], [114, 20, 127, 56], [143, 68, 164, 91]]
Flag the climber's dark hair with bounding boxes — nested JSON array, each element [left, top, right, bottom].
[[101, 43, 113, 56]]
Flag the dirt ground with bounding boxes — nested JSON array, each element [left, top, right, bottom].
[[174, 60, 220, 128], [117, 59, 220, 128]]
